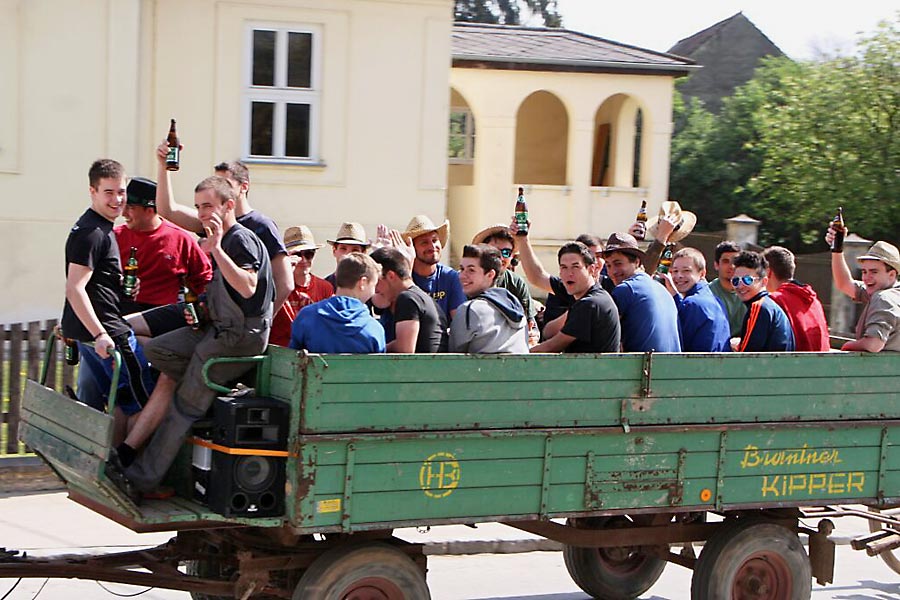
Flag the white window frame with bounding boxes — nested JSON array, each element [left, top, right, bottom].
[[242, 23, 322, 164], [448, 107, 475, 164]]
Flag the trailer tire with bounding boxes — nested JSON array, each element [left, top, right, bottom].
[[292, 542, 430, 600], [691, 520, 811, 600], [867, 507, 900, 575], [562, 517, 666, 600]]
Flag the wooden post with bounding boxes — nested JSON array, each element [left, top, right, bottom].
[[7, 323, 23, 454], [45, 319, 58, 391]]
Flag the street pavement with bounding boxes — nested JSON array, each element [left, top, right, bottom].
[[1, 492, 898, 599]]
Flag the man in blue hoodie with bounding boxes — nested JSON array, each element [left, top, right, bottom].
[[450, 244, 529, 353], [290, 252, 385, 353]]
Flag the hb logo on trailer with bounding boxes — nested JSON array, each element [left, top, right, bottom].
[[192, 395, 289, 518]]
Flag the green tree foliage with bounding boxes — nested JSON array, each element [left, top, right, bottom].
[[670, 15, 899, 250], [454, 0, 562, 27]]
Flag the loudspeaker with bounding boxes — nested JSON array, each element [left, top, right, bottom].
[[193, 395, 289, 518]]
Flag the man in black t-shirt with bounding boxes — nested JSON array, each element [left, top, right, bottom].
[[61, 159, 155, 432], [370, 247, 447, 353], [110, 176, 273, 500], [530, 242, 620, 353], [152, 141, 291, 313]]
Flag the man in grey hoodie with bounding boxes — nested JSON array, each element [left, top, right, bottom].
[[449, 244, 529, 354]]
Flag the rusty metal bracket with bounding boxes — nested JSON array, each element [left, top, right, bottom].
[[641, 351, 654, 397], [342, 443, 356, 533], [807, 519, 835, 585], [539, 436, 553, 519], [584, 451, 600, 510], [620, 398, 631, 433], [507, 519, 720, 548], [878, 428, 889, 502], [670, 449, 687, 507], [715, 430, 728, 511]]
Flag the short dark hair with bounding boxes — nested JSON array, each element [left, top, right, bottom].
[[557, 241, 595, 266], [214, 160, 250, 185], [194, 176, 236, 203], [89, 159, 125, 188], [762, 246, 796, 281], [575, 234, 604, 251], [462, 244, 502, 282], [335, 252, 379, 290], [370, 247, 411, 280], [483, 228, 516, 250], [715, 240, 742, 263], [733, 250, 768, 278]]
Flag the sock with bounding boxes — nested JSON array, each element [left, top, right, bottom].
[[117, 443, 136, 468]]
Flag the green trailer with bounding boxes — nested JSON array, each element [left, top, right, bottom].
[[4, 344, 900, 599]]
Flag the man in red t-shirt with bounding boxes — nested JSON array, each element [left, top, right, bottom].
[[114, 177, 212, 315], [270, 225, 334, 346], [763, 246, 830, 351]]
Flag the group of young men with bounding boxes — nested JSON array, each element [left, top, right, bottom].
[[64, 149, 899, 502]]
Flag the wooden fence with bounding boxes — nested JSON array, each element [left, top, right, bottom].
[[1, 319, 75, 456]]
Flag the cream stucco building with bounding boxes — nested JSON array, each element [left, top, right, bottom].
[[0, 1, 693, 323]]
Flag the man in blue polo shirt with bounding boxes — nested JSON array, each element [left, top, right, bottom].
[[603, 232, 681, 352], [401, 215, 465, 322]]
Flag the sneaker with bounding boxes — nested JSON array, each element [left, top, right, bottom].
[[104, 448, 142, 506]]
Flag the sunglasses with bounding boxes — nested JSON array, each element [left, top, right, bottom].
[[292, 249, 317, 260], [731, 275, 760, 287], [499, 248, 514, 259]]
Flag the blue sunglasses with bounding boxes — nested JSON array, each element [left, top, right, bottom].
[[731, 275, 759, 287]]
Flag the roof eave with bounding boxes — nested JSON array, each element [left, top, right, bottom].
[[452, 54, 699, 76]]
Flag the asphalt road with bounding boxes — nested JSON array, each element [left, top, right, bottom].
[[1, 492, 898, 599]]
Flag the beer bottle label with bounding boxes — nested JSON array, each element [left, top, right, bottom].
[[166, 145, 180, 164]]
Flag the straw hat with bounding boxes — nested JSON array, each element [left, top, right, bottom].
[[402, 215, 450, 247], [472, 224, 516, 250], [858, 241, 900, 273], [647, 201, 697, 243], [327, 222, 370, 247], [602, 232, 647, 261], [283, 225, 323, 251]]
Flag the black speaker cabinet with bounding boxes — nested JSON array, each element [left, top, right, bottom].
[[193, 395, 289, 518]]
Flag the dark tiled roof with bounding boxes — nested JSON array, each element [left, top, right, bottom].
[[452, 22, 696, 75], [668, 12, 783, 57]]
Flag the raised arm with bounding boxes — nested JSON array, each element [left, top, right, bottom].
[[509, 218, 553, 293], [826, 224, 856, 298], [155, 141, 202, 233]]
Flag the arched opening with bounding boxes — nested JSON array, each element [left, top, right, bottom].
[[448, 88, 475, 186], [591, 94, 647, 188], [514, 91, 568, 185]]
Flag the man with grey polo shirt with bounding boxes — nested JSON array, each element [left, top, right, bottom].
[[827, 225, 900, 352]]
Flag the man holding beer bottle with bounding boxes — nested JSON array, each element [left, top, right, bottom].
[[827, 220, 900, 352], [61, 160, 155, 439]]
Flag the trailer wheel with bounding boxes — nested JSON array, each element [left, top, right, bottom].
[[691, 520, 811, 600], [867, 507, 900, 575], [562, 517, 666, 600], [292, 542, 430, 600]]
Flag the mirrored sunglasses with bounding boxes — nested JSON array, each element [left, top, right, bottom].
[[292, 249, 316, 260], [731, 275, 759, 287], [499, 248, 514, 259]]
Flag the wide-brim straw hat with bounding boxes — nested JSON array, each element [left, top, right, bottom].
[[402, 215, 450, 247], [472, 224, 516, 250], [602, 232, 647, 261], [283, 225, 324, 251], [327, 222, 370, 247], [647, 201, 697, 243], [858, 241, 900, 273]]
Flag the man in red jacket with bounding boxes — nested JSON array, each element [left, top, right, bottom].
[[762, 246, 830, 351]]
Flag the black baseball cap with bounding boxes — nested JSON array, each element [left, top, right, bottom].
[[126, 177, 157, 208]]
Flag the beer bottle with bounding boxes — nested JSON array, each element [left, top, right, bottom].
[[634, 200, 648, 240], [830, 207, 845, 253], [656, 244, 675, 276], [64, 338, 79, 366], [122, 247, 138, 298], [180, 276, 200, 329], [166, 119, 180, 171], [514, 187, 529, 236]]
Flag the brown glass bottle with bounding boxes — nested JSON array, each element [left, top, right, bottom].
[[634, 200, 648, 240], [181, 276, 200, 329], [514, 187, 528, 236], [166, 119, 180, 171], [64, 338, 79, 366], [122, 247, 138, 298], [830, 207, 845, 253]]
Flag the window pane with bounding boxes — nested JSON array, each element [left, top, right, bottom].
[[285, 103, 310, 157], [448, 135, 466, 159], [252, 30, 276, 86], [449, 112, 467, 136], [251, 102, 275, 156], [287, 32, 312, 88]]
